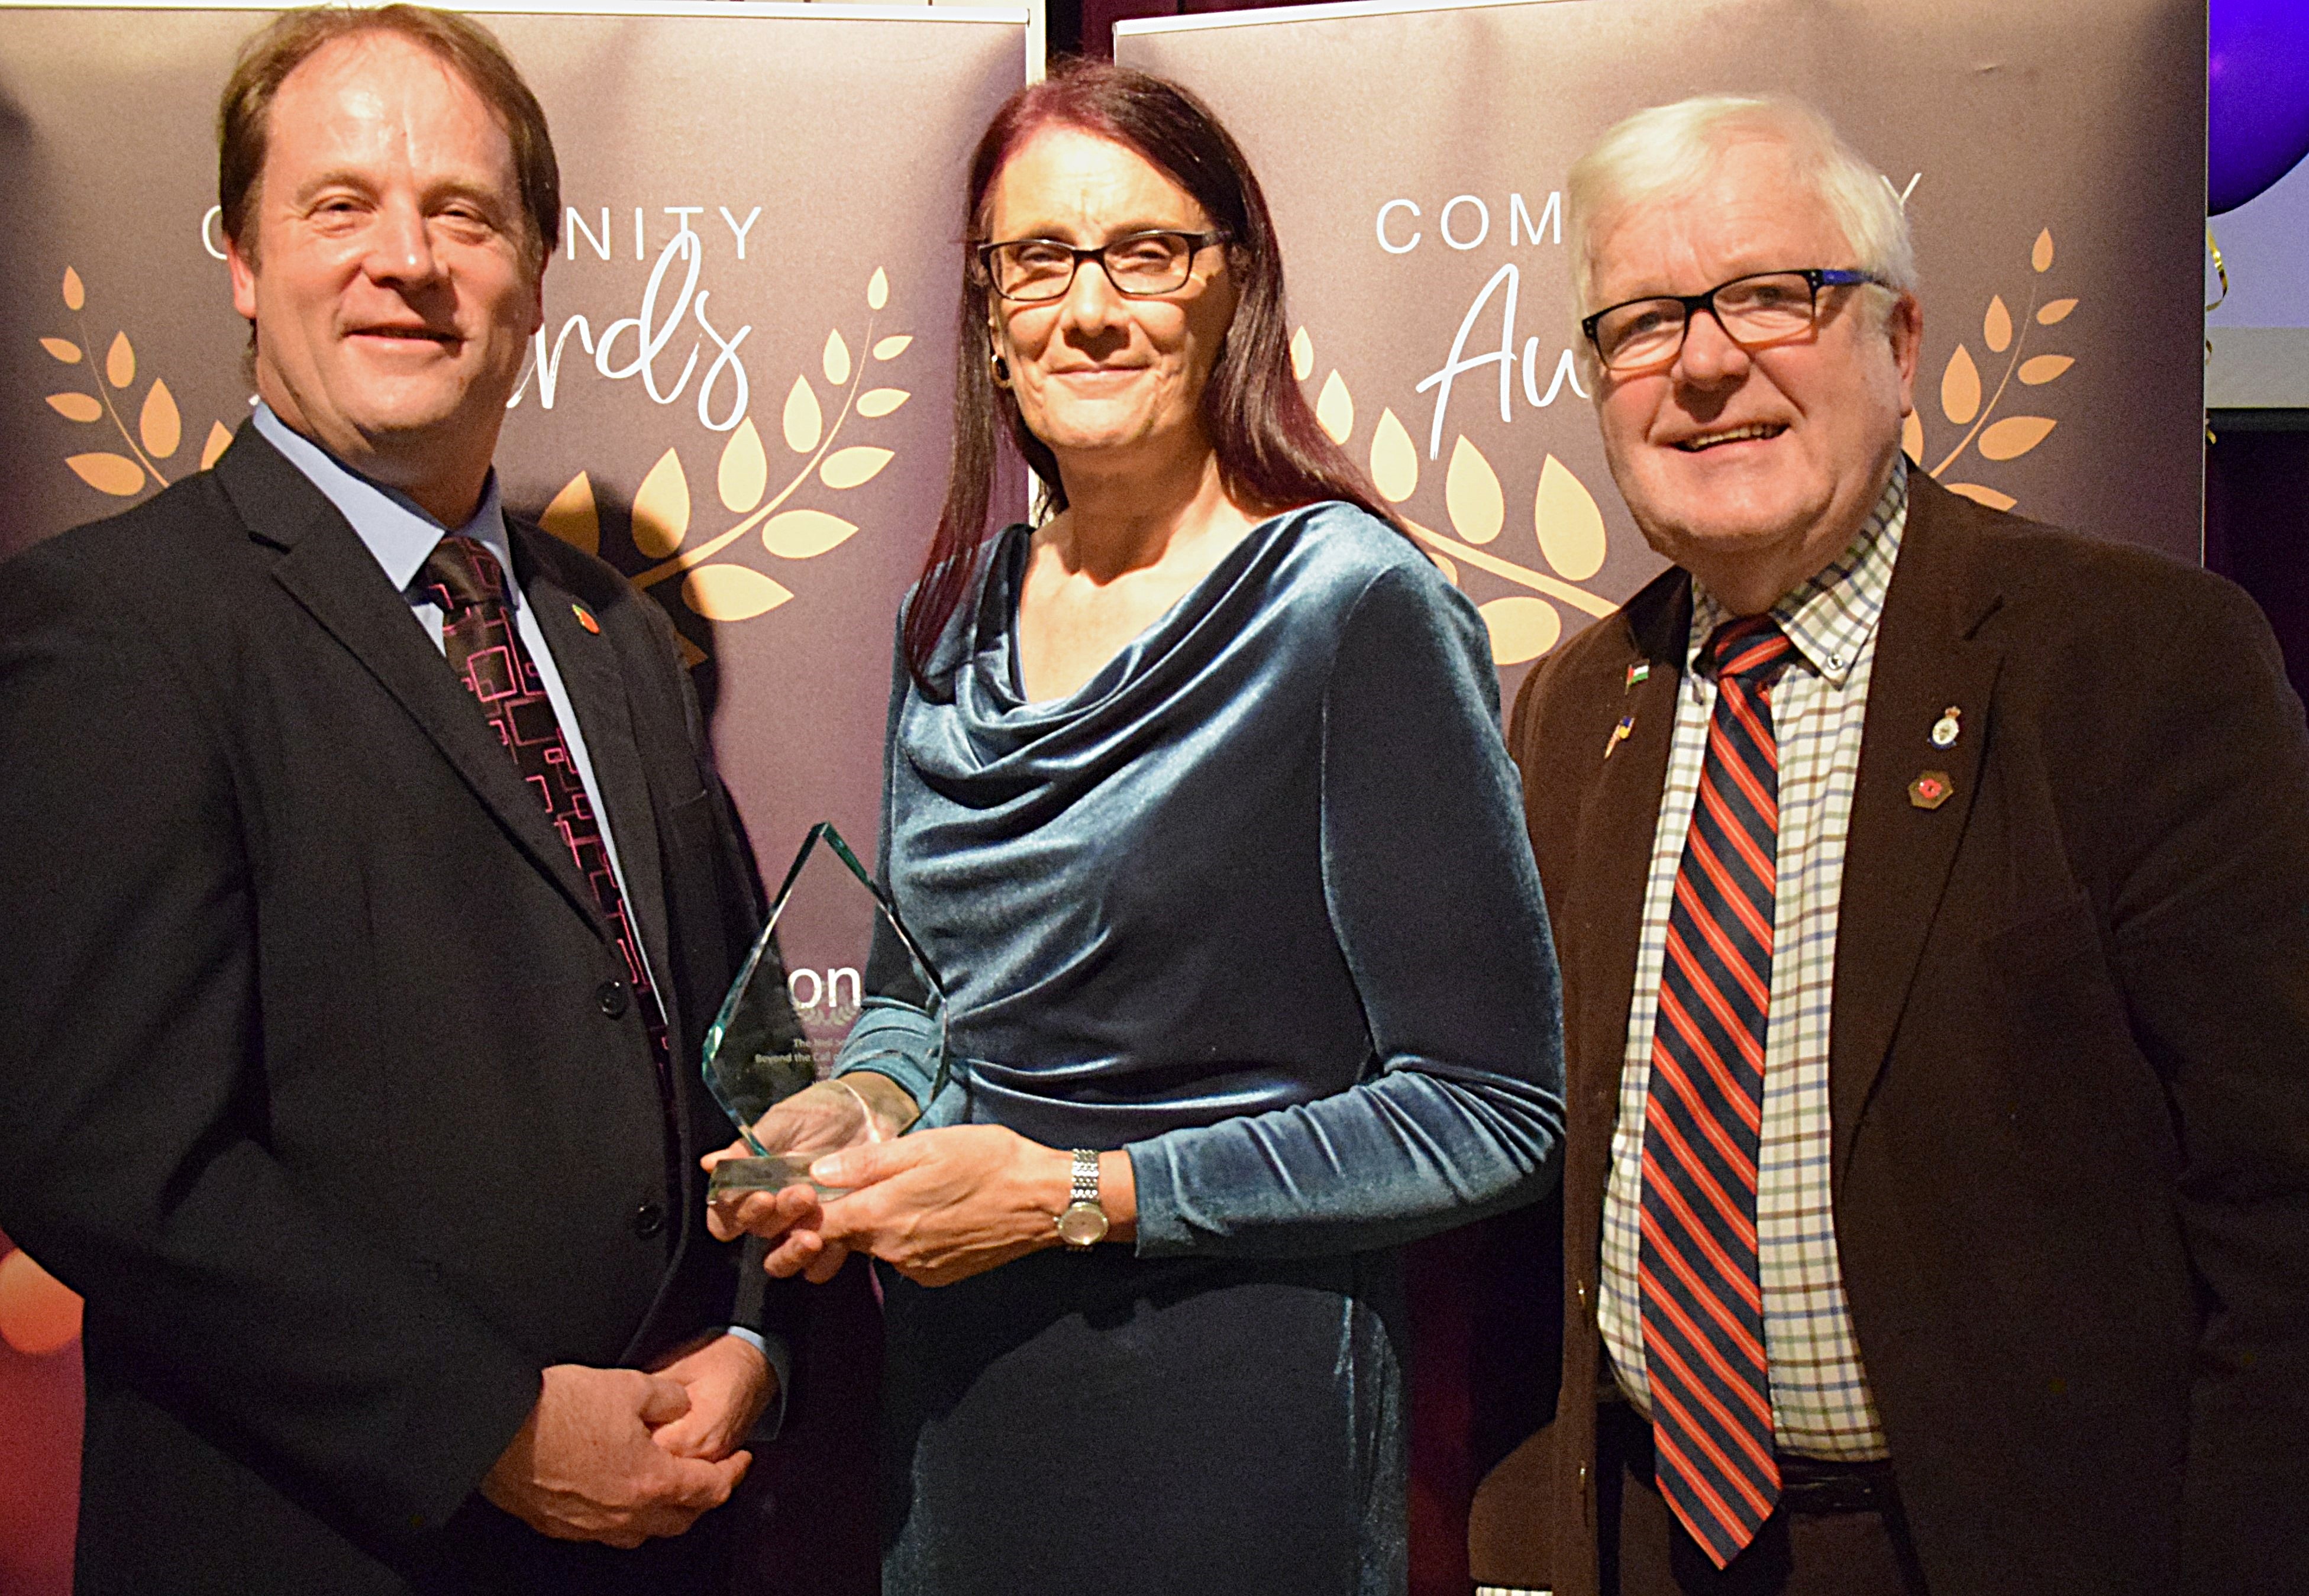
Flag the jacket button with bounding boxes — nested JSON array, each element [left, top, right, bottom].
[[632, 1201, 666, 1239], [596, 980, 629, 1019]]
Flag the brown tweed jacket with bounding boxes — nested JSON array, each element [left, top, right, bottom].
[[1472, 473, 2309, 1596]]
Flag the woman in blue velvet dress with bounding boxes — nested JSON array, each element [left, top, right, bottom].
[[709, 63, 1565, 1595]]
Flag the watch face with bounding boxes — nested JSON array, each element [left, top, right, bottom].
[[1056, 1201, 1109, 1248]]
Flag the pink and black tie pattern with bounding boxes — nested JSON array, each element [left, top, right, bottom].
[[1640, 613, 1794, 1568], [420, 535, 669, 1078]]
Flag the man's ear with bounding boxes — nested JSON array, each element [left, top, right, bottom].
[[1886, 291, 1922, 419], [227, 233, 259, 324]]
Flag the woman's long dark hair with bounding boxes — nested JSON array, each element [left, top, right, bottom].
[[903, 60, 1405, 684]]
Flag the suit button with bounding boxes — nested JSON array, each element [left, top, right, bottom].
[[596, 980, 629, 1019], [633, 1201, 666, 1239]]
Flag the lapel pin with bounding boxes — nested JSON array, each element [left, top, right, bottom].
[[1930, 706, 1961, 748], [572, 601, 600, 635], [1604, 714, 1636, 759], [1626, 661, 1651, 688], [1908, 770, 1954, 810]]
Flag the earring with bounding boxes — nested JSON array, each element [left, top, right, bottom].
[[989, 351, 1011, 387]]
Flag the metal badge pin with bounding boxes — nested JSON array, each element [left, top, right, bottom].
[[572, 601, 601, 635], [1604, 715, 1636, 758], [1626, 661, 1651, 688], [1930, 706, 1961, 748], [1908, 770, 1955, 810]]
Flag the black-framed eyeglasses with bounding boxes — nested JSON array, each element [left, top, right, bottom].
[[1581, 268, 1881, 373], [977, 230, 1231, 302]]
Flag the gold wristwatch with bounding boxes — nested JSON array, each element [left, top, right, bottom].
[[1054, 1148, 1108, 1249]]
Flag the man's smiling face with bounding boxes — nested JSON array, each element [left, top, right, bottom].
[[228, 30, 542, 515], [1587, 136, 1919, 611]]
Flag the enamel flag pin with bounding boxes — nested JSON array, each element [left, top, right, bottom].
[[1604, 715, 1636, 758], [1908, 770, 1954, 810], [1626, 662, 1651, 689], [1930, 706, 1961, 748], [572, 601, 600, 635]]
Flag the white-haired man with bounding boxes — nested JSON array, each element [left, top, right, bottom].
[[1472, 96, 2309, 1596]]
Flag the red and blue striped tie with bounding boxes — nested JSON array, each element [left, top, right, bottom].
[[1640, 613, 1793, 1568]]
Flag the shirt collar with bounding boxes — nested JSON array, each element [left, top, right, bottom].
[[252, 401, 512, 599], [1688, 454, 1908, 690]]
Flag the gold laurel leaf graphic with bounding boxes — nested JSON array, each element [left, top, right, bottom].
[[1369, 408, 1418, 503], [2037, 298, 2078, 325], [857, 387, 910, 419], [1445, 437, 1504, 545], [783, 374, 823, 454], [819, 445, 893, 490], [1428, 549, 1459, 586], [631, 447, 692, 557], [61, 267, 85, 312], [718, 416, 769, 514], [1945, 483, 2018, 511], [201, 422, 232, 470], [1534, 454, 1607, 581], [66, 453, 147, 496], [1290, 326, 1313, 382], [541, 470, 600, 555], [139, 379, 180, 459], [873, 334, 913, 361], [761, 508, 860, 559], [2018, 355, 2073, 385], [682, 564, 792, 622], [823, 329, 852, 387], [0, 1249, 82, 1356], [105, 331, 134, 389], [1315, 370, 1354, 444], [677, 633, 708, 669], [867, 267, 890, 311], [1478, 595, 1562, 666], [1901, 411, 1924, 466], [1983, 296, 2012, 354], [1978, 416, 2055, 461], [1940, 344, 1981, 426], [46, 392, 101, 422], [42, 337, 82, 364], [2032, 230, 2054, 273]]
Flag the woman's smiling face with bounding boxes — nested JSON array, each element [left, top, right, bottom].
[[983, 126, 1238, 474]]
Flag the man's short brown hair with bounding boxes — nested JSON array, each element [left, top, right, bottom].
[[218, 4, 561, 272]]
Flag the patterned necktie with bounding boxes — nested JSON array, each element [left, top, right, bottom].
[[1640, 613, 1794, 1568], [419, 535, 670, 1081]]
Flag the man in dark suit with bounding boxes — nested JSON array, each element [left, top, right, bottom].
[[0, 9, 783, 1591], [1471, 96, 2309, 1596]]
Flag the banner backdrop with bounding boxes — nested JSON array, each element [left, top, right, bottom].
[[1119, 4, 2204, 1589], [0, 4, 1025, 1591], [1119, 0, 2208, 710]]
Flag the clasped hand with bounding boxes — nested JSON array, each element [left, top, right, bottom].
[[479, 1333, 770, 1548]]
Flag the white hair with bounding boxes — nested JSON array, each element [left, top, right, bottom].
[[1565, 95, 1918, 318]]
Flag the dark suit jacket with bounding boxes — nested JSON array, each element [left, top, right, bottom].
[[0, 427, 773, 1594], [1472, 473, 2309, 1595]]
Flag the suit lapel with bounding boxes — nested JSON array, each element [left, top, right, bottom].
[[1829, 476, 2005, 1179], [521, 544, 677, 1029], [214, 429, 605, 931], [1567, 577, 1692, 1125]]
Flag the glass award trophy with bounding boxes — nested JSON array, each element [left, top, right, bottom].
[[702, 822, 945, 1199]]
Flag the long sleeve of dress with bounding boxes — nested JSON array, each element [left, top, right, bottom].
[[1125, 564, 1565, 1257]]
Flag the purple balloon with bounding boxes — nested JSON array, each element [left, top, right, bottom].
[[2211, 0, 2309, 214]]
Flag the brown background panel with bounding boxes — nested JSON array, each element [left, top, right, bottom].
[[0, 9, 1025, 1593], [1120, 0, 2207, 705], [1, 2, 1026, 867]]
